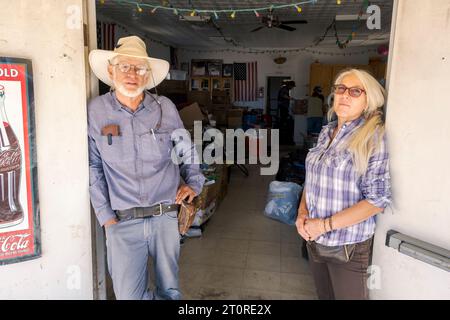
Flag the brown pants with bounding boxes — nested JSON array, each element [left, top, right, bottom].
[[307, 237, 373, 300]]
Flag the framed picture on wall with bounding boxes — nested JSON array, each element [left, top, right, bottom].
[[207, 60, 222, 77], [191, 60, 206, 76], [222, 64, 233, 78]]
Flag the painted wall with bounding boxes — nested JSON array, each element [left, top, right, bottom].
[[0, 0, 93, 299], [178, 48, 380, 109], [371, 0, 450, 299]]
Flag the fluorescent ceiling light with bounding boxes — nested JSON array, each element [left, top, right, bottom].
[[335, 14, 369, 21], [179, 15, 211, 22]]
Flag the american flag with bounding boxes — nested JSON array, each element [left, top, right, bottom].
[[96, 22, 116, 50], [234, 62, 258, 101]]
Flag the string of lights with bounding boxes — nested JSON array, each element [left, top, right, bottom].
[[99, 0, 320, 18], [114, 21, 377, 56], [104, 0, 376, 55]]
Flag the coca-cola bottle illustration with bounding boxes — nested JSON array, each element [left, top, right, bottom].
[[0, 85, 24, 228]]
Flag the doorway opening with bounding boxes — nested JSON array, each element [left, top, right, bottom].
[[266, 76, 291, 129]]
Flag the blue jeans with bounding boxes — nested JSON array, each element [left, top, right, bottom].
[[105, 211, 181, 300]]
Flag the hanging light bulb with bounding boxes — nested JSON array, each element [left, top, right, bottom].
[[230, 11, 236, 19], [295, 5, 302, 13], [254, 10, 260, 18], [337, 0, 342, 4], [190, 10, 196, 17], [213, 11, 219, 19], [151, 7, 158, 14], [173, 8, 178, 15], [136, 3, 143, 13]]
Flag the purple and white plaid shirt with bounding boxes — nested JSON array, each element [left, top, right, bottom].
[[305, 116, 391, 246]]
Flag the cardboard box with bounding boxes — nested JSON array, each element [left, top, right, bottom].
[[227, 117, 243, 128], [191, 201, 217, 227], [196, 164, 224, 209], [226, 108, 244, 128], [212, 90, 230, 104], [212, 109, 228, 126], [227, 108, 244, 117], [178, 102, 206, 129], [212, 103, 231, 111], [187, 91, 212, 109], [196, 182, 220, 210]]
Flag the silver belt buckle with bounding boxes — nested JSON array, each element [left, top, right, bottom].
[[154, 203, 163, 217]]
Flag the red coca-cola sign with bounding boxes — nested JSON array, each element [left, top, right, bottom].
[[0, 146, 21, 173], [0, 232, 32, 255], [0, 57, 40, 265]]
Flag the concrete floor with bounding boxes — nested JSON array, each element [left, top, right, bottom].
[[108, 147, 318, 300], [174, 160, 317, 300]]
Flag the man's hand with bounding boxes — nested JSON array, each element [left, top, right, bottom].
[[175, 185, 196, 204], [104, 218, 118, 228]]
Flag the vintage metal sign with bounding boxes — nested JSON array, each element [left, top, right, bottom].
[[0, 57, 40, 265]]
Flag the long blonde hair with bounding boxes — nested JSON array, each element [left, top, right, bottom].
[[328, 69, 386, 175]]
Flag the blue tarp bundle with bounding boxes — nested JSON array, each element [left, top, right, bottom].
[[264, 181, 302, 225]]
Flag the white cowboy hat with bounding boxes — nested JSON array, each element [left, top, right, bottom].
[[88, 35, 169, 90]]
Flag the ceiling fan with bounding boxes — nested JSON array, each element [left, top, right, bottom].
[[250, 11, 308, 32]]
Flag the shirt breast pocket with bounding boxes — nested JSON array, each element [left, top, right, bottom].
[[99, 135, 134, 163], [140, 131, 173, 162], [326, 150, 353, 168]]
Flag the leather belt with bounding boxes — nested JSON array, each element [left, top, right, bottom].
[[116, 204, 180, 220]]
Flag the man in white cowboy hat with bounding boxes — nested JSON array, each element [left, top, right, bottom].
[[88, 35, 205, 300]]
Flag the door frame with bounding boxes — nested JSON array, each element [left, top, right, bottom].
[[265, 74, 295, 114]]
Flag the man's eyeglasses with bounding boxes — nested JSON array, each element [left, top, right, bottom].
[[332, 84, 366, 98], [109, 62, 150, 76]]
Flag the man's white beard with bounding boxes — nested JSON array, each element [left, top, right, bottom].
[[115, 82, 146, 98], [112, 72, 146, 98]]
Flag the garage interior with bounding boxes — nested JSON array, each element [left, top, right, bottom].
[[95, 0, 394, 300]]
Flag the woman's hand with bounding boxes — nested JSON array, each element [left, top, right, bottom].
[[304, 218, 326, 241], [296, 208, 310, 241]]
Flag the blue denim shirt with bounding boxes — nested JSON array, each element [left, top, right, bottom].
[[88, 91, 205, 226]]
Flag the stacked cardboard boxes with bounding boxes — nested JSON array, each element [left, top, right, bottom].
[[227, 108, 244, 128], [178, 102, 207, 130], [187, 91, 212, 112], [212, 90, 230, 105], [212, 106, 229, 127], [196, 164, 223, 209]]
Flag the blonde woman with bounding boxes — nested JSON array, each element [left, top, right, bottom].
[[296, 69, 391, 300]]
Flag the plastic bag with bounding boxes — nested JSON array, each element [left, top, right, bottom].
[[264, 181, 302, 225]]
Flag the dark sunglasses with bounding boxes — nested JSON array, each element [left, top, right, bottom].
[[332, 84, 366, 98]]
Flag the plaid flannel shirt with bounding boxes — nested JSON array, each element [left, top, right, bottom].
[[305, 116, 391, 246]]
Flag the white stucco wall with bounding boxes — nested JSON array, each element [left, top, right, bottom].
[[0, 0, 93, 299], [371, 0, 450, 299]]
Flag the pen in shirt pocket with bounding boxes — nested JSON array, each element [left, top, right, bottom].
[[101, 124, 121, 145]]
